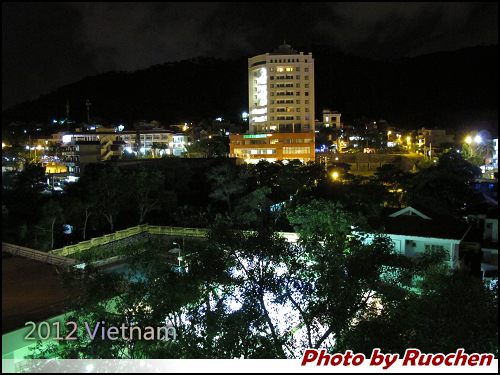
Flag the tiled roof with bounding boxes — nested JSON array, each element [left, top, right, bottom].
[[369, 205, 470, 240]]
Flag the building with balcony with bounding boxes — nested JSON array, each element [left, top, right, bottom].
[[62, 133, 125, 175], [416, 127, 455, 152], [230, 43, 315, 163], [60, 128, 190, 175], [118, 130, 188, 157], [316, 109, 341, 131]]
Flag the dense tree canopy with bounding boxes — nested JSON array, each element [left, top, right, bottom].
[[26, 197, 495, 362], [403, 152, 482, 216]]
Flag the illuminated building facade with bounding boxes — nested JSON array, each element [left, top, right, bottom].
[[61, 129, 189, 175], [230, 43, 315, 163]]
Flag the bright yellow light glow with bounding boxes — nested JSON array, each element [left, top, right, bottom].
[[388, 131, 392, 135], [465, 136, 472, 144], [332, 172, 339, 179], [407, 137, 411, 141], [36, 145, 42, 150]]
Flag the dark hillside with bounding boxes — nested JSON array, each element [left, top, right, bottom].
[[2, 45, 497, 134]]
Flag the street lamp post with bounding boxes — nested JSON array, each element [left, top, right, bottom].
[[465, 135, 482, 157], [172, 242, 182, 268]]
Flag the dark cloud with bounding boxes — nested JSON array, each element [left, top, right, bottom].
[[2, 2, 497, 110]]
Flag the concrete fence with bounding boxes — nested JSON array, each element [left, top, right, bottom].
[[49, 225, 297, 257], [49, 225, 210, 257], [2, 243, 78, 269]]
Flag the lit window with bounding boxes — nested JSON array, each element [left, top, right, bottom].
[[277, 67, 284, 72], [286, 67, 293, 72]]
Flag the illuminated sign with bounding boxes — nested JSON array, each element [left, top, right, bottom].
[[243, 134, 267, 139]]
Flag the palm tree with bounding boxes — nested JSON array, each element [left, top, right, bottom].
[[477, 139, 495, 165]]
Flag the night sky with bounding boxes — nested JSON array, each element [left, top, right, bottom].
[[2, 2, 498, 111]]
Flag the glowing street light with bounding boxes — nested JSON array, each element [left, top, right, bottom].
[[474, 135, 482, 144], [332, 172, 339, 179]]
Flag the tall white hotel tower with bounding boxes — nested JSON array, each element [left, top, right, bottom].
[[230, 43, 316, 163]]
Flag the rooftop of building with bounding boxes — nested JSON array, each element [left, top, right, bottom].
[[369, 205, 471, 241], [270, 42, 299, 55], [2, 252, 83, 334]]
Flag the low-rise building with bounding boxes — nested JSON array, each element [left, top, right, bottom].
[[59, 128, 190, 175], [229, 132, 315, 164], [369, 206, 474, 270], [416, 127, 455, 151]]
